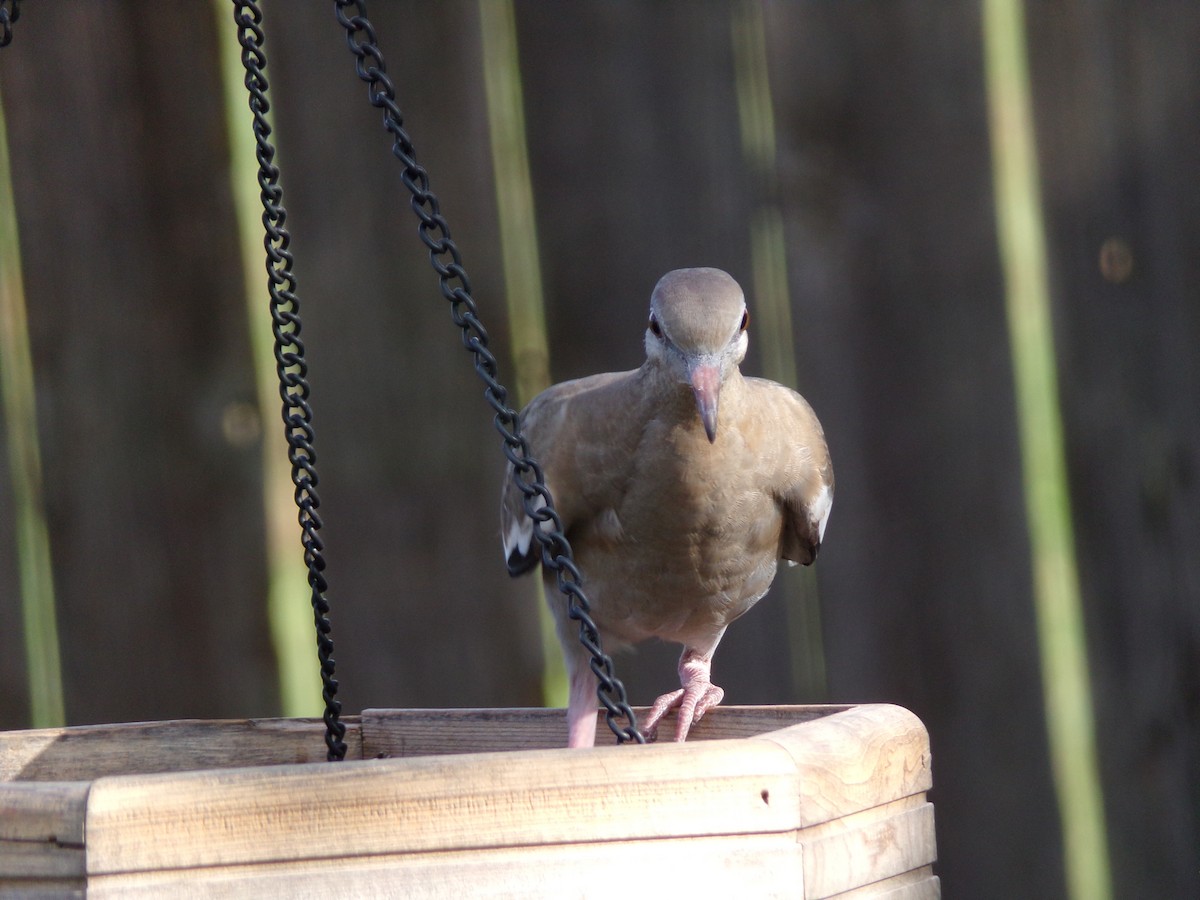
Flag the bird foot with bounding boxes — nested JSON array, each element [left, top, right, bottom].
[[641, 679, 724, 743]]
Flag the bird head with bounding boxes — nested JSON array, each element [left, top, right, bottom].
[[644, 268, 749, 443]]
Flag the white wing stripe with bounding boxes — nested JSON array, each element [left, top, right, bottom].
[[504, 491, 548, 559], [812, 483, 833, 542]]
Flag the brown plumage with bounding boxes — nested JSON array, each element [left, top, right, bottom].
[[501, 268, 833, 747]]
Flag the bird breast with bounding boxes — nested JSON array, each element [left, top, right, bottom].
[[568, 405, 784, 646]]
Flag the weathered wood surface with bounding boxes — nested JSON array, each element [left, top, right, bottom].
[[0, 782, 87, 882], [82, 842, 939, 900], [801, 797, 935, 899], [0, 705, 936, 897], [760, 705, 931, 829], [0, 717, 364, 782], [85, 741, 794, 872], [831, 868, 939, 900], [361, 703, 848, 757], [81, 823, 938, 900]]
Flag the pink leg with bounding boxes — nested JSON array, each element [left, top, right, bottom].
[[640, 648, 724, 742], [566, 661, 599, 748]]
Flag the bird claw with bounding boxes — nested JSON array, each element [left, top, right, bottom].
[[640, 681, 724, 743]]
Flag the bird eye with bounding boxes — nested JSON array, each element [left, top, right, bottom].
[[739, 310, 749, 332], [649, 316, 662, 338]]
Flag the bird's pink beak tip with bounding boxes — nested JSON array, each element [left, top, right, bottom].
[[689, 364, 721, 443]]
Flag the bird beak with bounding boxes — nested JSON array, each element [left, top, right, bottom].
[[689, 361, 721, 443]]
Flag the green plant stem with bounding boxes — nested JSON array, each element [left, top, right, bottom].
[[983, 2, 1112, 897], [0, 80, 66, 727], [732, 0, 826, 700], [478, 0, 564, 707], [214, 1, 320, 717]]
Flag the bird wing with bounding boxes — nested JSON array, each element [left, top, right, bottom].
[[747, 379, 833, 566], [500, 371, 633, 577], [500, 389, 557, 576]]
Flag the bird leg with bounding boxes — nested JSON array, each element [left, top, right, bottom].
[[641, 648, 724, 742], [565, 656, 600, 748]]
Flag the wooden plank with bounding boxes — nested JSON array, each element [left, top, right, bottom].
[[0, 782, 87, 882], [829, 866, 939, 899], [0, 704, 935, 892], [84, 831, 805, 899], [0, 838, 85, 881], [0, 877, 85, 898], [801, 798, 936, 899], [84, 737, 801, 874], [756, 705, 933, 827], [0, 782, 88, 843], [362, 707, 565, 756], [362, 704, 848, 757], [0, 718, 363, 782]]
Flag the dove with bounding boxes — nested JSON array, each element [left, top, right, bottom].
[[501, 267, 832, 747]]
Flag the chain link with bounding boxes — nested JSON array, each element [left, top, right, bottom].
[[233, 0, 347, 762], [0, 0, 20, 48], [332, 0, 643, 745]]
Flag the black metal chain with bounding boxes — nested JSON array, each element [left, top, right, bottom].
[[0, 0, 20, 48], [233, 1, 347, 762], [332, 1, 643, 745]]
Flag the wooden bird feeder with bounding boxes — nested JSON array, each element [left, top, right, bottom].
[[1, 703, 937, 897]]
